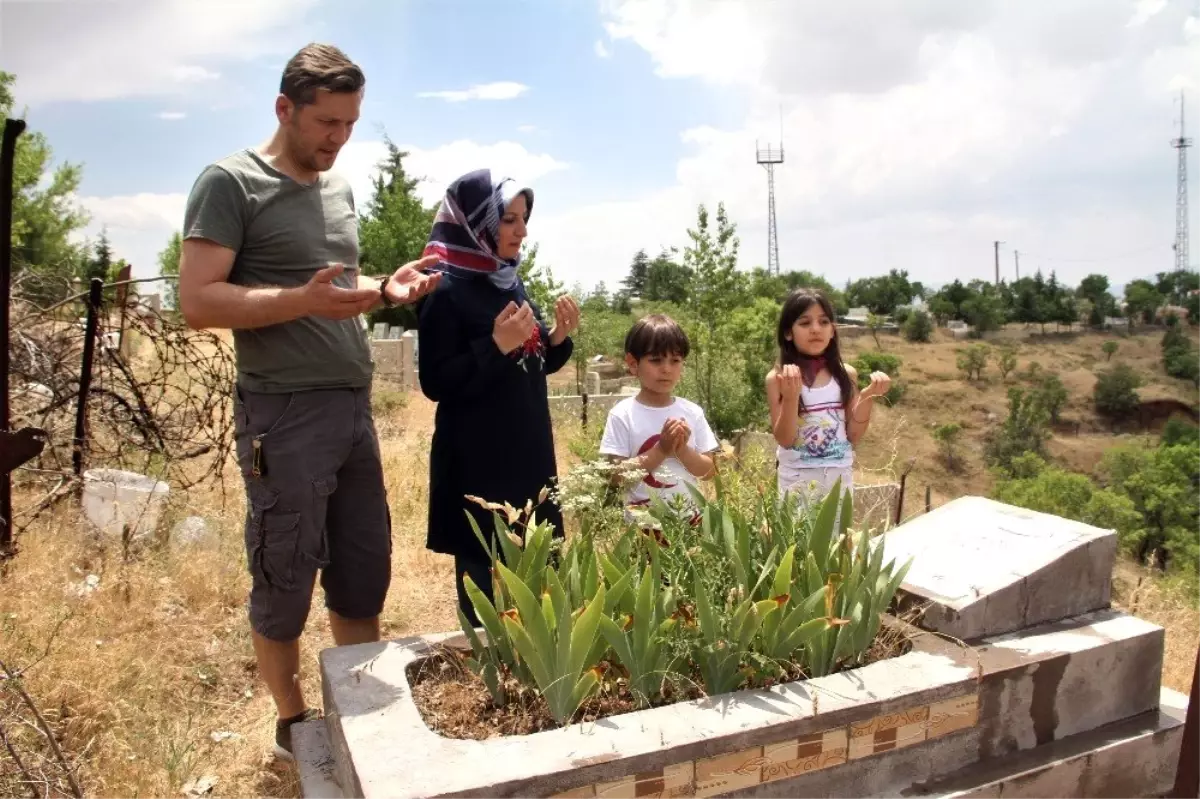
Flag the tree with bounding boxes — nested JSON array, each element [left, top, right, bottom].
[[2, 71, 90, 301], [680, 203, 747, 431], [88, 228, 114, 283], [927, 295, 956, 326], [1099, 438, 1200, 572], [1077, 273, 1116, 327], [866, 313, 884, 349], [1093, 363, 1142, 422], [903, 309, 933, 343], [956, 344, 989, 381], [1102, 340, 1118, 361], [358, 135, 437, 331], [1124, 280, 1163, 325], [642, 248, 691, 304], [621, 249, 650, 299], [583, 281, 612, 314], [845, 269, 915, 316], [1161, 325, 1200, 385], [516, 243, 563, 314], [1186, 291, 1200, 326], [960, 291, 1005, 336]]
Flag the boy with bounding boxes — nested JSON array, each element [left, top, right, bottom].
[[599, 314, 720, 521]]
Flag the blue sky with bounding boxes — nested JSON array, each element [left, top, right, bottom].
[[3, 0, 1198, 301]]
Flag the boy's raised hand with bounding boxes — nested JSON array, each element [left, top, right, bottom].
[[492, 301, 536, 354], [660, 418, 690, 453]]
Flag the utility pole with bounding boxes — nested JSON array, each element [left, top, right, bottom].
[[1014, 250, 1020, 281], [994, 240, 1003, 286], [1173, 90, 1192, 272]]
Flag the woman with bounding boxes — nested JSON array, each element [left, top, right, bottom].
[[416, 168, 579, 626]]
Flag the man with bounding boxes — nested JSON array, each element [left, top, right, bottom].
[[177, 42, 439, 760]]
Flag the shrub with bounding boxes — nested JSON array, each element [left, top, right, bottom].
[[984, 387, 1051, 471], [991, 455, 1142, 555], [1102, 340, 1118, 361], [1162, 417, 1200, 448], [1093, 363, 1142, 421], [1032, 373, 1069, 423], [456, 472, 913, 725], [997, 346, 1018, 381], [903, 309, 933, 343], [932, 422, 963, 470], [851, 351, 905, 405], [956, 343, 989, 381], [1161, 326, 1199, 385]]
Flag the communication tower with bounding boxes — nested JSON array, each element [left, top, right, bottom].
[[1173, 91, 1192, 271], [756, 112, 784, 275]]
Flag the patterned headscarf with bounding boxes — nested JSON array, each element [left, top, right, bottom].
[[422, 168, 534, 291]]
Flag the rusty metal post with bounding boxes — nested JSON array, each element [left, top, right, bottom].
[[1170, 646, 1199, 798], [925, 485, 932, 514], [1, 118, 28, 548], [581, 390, 589, 430], [72, 278, 104, 477]]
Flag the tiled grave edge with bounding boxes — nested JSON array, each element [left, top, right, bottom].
[[551, 692, 979, 798]]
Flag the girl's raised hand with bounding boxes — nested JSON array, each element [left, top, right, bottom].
[[860, 371, 892, 400], [777, 364, 803, 399]]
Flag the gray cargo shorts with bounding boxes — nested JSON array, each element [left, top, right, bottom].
[[233, 384, 391, 641]]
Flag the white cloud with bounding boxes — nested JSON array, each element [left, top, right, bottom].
[[157, 111, 187, 121], [70, 193, 189, 281], [517, 124, 539, 134], [534, 0, 1200, 292], [594, 39, 612, 58], [416, 82, 530, 103], [333, 138, 569, 211], [2, 0, 320, 105]]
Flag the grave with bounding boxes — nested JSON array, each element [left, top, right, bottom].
[[877, 496, 1117, 640], [293, 496, 1188, 798]]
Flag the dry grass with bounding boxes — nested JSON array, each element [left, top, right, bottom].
[[1, 326, 1196, 798]]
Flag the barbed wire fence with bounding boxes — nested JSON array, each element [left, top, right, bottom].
[[7, 270, 237, 537]]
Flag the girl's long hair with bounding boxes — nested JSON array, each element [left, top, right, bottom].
[[776, 288, 855, 415]]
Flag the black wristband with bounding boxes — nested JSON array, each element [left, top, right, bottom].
[[378, 276, 396, 308]]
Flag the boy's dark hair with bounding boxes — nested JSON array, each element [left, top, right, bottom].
[[624, 314, 690, 360]]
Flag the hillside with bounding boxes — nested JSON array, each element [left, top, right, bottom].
[[0, 323, 1195, 799]]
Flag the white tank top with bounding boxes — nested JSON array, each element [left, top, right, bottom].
[[776, 378, 855, 474]]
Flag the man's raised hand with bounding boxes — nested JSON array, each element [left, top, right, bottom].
[[301, 264, 381, 320], [384, 254, 442, 305]]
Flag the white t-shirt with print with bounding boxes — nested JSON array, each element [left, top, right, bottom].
[[599, 395, 720, 510]]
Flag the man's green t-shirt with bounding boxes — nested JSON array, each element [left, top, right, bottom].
[[182, 148, 374, 394]]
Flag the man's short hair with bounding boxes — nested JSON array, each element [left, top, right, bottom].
[[625, 313, 691, 360], [280, 43, 365, 107]]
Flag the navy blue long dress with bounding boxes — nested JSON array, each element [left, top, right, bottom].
[[416, 270, 573, 622]]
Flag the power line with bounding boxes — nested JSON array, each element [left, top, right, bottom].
[[1014, 243, 1166, 265]]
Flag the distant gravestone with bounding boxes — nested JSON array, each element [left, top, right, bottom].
[[876, 496, 1117, 640], [585, 370, 602, 396], [373, 322, 389, 340]]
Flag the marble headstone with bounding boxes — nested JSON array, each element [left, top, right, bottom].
[[876, 496, 1117, 640]]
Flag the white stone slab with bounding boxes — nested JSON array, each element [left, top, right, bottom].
[[876, 496, 1117, 640]]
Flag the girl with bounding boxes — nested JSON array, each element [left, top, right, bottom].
[[416, 168, 580, 627], [766, 289, 891, 517]]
